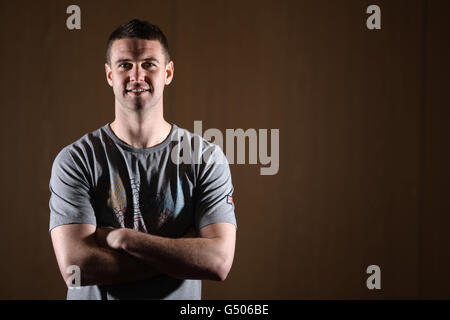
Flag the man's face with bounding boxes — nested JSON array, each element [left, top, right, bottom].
[[105, 38, 173, 112]]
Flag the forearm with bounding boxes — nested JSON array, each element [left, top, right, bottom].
[[117, 229, 228, 281], [63, 235, 160, 287]]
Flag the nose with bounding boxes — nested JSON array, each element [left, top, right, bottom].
[[129, 64, 146, 82]]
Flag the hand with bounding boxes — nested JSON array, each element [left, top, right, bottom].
[[95, 227, 126, 250]]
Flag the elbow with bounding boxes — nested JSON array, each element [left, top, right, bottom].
[[211, 255, 233, 282], [216, 267, 230, 282]]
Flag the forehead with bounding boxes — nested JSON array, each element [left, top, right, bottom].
[[110, 38, 164, 61]]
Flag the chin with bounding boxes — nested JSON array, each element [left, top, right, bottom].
[[117, 95, 159, 112], [128, 102, 156, 112]]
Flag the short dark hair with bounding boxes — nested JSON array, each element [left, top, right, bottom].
[[106, 19, 170, 65]]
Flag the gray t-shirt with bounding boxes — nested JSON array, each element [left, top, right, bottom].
[[49, 123, 237, 300]]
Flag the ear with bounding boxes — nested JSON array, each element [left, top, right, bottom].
[[105, 63, 113, 87], [165, 61, 174, 85]]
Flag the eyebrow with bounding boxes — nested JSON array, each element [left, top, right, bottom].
[[115, 57, 160, 65]]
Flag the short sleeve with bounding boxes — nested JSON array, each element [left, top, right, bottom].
[[194, 145, 237, 230], [49, 147, 97, 232]]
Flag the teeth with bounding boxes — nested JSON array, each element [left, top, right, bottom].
[[131, 89, 146, 92]]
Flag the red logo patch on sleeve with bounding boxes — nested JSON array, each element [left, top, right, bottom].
[[226, 195, 234, 205]]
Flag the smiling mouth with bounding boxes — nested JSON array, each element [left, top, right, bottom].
[[126, 88, 150, 95]]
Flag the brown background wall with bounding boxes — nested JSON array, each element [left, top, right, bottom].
[[0, 0, 448, 299]]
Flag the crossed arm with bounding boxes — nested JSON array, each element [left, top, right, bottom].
[[50, 222, 236, 287]]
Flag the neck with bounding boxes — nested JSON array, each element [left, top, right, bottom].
[[110, 100, 172, 149]]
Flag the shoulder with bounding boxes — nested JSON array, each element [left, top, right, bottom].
[[51, 125, 106, 172]]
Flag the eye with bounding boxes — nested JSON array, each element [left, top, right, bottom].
[[143, 62, 156, 69], [118, 63, 132, 69]]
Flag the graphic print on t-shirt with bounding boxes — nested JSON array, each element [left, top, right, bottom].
[[130, 177, 148, 232], [99, 173, 187, 235], [106, 176, 127, 226], [140, 178, 186, 235]]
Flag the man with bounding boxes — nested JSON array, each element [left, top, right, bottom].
[[49, 19, 237, 300]]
